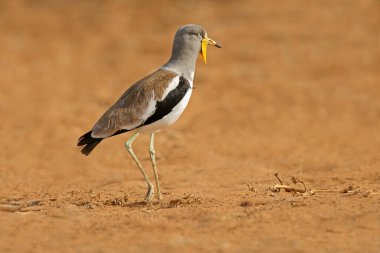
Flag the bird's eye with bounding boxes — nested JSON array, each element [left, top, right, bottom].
[[197, 32, 202, 37]]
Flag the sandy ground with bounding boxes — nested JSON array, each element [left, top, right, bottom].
[[0, 1, 379, 252]]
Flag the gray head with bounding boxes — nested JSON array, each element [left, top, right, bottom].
[[163, 24, 221, 80]]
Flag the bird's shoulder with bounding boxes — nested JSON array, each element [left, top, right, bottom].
[[119, 68, 180, 103]]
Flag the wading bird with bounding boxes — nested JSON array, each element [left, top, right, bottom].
[[77, 24, 221, 202]]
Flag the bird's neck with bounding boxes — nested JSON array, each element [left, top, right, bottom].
[[163, 45, 199, 82]]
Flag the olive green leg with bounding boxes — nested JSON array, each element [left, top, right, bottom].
[[125, 131, 154, 202], [149, 133, 163, 200]]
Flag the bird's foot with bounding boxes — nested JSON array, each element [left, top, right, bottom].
[[145, 184, 154, 203], [156, 191, 163, 200]]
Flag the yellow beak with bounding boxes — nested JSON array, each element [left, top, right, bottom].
[[200, 37, 222, 64]]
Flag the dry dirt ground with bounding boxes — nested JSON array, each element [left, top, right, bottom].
[[1, 1, 379, 252]]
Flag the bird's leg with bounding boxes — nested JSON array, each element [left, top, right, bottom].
[[124, 132, 154, 202], [149, 132, 163, 200]]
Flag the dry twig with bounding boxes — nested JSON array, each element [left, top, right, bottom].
[[269, 173, 307, 193], [246, 183, 258, 193], [269, 173, 364, 196]]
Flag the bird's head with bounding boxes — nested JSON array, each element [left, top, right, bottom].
[[173, 24, 222, 64]]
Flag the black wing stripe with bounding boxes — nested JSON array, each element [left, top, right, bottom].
[[142, 76, 191, 126]]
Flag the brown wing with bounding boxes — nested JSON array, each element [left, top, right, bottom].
[[91, 68, 178, 138]]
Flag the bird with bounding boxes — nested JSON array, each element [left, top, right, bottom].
[[77, 24, 221, 202]]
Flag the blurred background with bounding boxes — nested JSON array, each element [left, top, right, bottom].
[[0, 0, 379, 252]]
